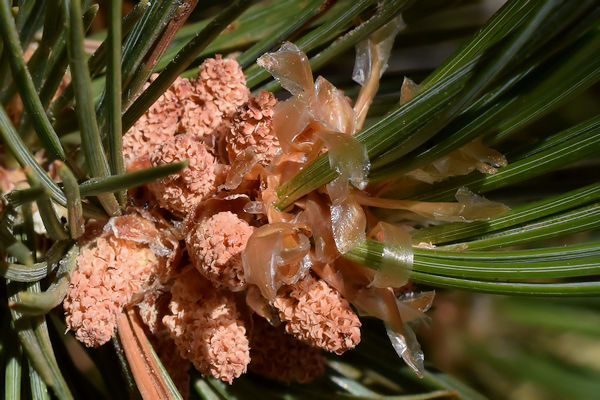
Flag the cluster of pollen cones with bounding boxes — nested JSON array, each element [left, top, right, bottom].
[[63, 54, 364, 396]]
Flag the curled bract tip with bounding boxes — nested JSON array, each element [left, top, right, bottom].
[[386, 322, 424, 378], [242, 222, 312, 300], [257, 42, 313, 96], [352, 15, 405, 86], [454, 187, 510, 221]]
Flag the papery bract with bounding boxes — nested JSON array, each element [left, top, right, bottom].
[[386, 322, 424, 378], [243, 201, 266, 215], [185, 194, 253, 232], [242, 223, 312, 300], [396, 290, 435, 323], [352, 15, 405, 86], [408, 138, 508, 183], [330, 195, 367, 254], [105, 210, 180, 275], [369, 222, 413, 288], [257, 42, 313, 96], [301, 197, 338, 264], [224, 146, 260, 190], [272, 96, 312, 152], [314, 76, 355, 134], [245, 285, 280, 326], [355, 188, 509, 222], [460, 137, 507, 172], [454, 187, 510, 221], [318, 130, 370, 190], [400, 77, 420, 105]]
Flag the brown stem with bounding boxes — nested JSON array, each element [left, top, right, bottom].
[[116, 309, 176, 400]]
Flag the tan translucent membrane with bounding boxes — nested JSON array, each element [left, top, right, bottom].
[[454, 187, 510, 220], [353, 15, 405, 131], [185, 194, 252, 227], [330, 194, 367, 254], [326, 175, 367, 255], [260, 173, 298, 224], [368, 222, 413, 288], [104, 210, 181, 282], [265, 47, 314, 151], [261, 42, 360, 154], [258, 42, 373, 255], [311, 129, 370, 255], [257, 42, 314, 97], [242, 222, 312, 300], [223, 146, 259, 190], [386, 290, 435, 377], [397, 290, 435, 321], [459, 137, 508, 173], [400, 77, 420, 105], [245, 285, 280, 326], [314, 77, 355, 133], [105, 210, 177, 258], [301, 196, 338, 263], [243, 200, 266, 215], [272, 96, 312, 152], [407, 137, 508, 184], [353, 15, 405, 86], [317, 130, 369, 190], [355, 187, 509, 222], [386, 323, 424, 377]]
